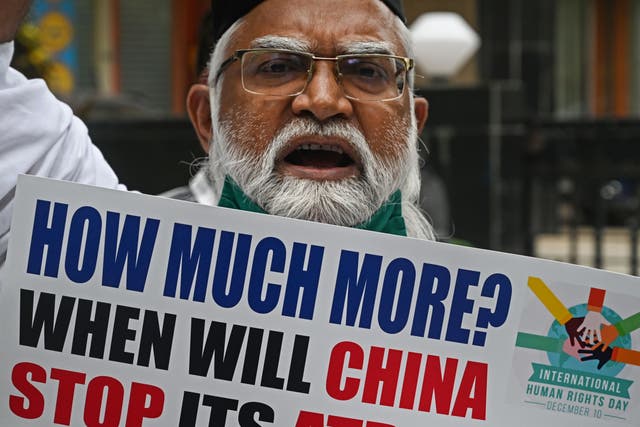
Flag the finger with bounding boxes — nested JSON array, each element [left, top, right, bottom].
[[576, 335, 586, 348], [580, 355, 596, 362], [597, 360, 606, 370]]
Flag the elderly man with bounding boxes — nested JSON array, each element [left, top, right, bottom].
[[0, 0, 434, 265]]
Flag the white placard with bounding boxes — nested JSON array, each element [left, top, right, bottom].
[[1, 175, 639, 427]]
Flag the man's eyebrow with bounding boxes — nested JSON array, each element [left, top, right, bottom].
[[338, 41, 395, 55], [249, 36, 312, 52]]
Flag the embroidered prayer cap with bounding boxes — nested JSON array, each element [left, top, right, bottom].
[[211, 0, 406, 45]]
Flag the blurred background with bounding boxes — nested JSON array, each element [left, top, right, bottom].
[[11, 0, 640, 275]]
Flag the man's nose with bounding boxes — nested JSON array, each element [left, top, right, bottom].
[[290, 61, 354, 121]]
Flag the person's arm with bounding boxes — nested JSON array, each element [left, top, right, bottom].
[[0, 1, 125, 264], [0, 42, 122, 188], [0, 41, 126, 264]]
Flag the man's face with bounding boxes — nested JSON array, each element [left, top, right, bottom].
[[209, 0, 421, 226]]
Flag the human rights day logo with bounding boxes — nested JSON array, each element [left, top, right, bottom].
[[511, 277, 640, 423]]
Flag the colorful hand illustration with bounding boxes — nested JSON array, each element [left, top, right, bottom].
[[527, 277, 585, 347], [578, 288, 610, 342], [516, 333, 640, 369], [598, 312, 640, 351], [579, 311, 610, 343], [524, 278, 640, 371], [516, 332, 583, 362], [598, 324, 620, 351], [578, 343, 613, 369], [562, 336, 584, 360], [564, 317, 586, 348], [579, 342, 640, 369]]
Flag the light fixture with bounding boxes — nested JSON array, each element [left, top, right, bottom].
[[410, 12, 480, 79]]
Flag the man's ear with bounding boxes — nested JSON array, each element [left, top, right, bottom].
[[413, 96, 429, 134], [186, 83, 213, 154]]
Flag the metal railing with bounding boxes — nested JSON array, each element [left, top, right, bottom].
[[525, 119, 640, 276]]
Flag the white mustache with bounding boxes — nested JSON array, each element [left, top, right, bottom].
[[261, 117, 374, 174]]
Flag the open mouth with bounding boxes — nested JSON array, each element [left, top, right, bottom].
[[285, 144, 354, 168], [278, 140, 360, 180]]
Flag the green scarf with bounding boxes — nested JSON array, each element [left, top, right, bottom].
[[217, 176, 407, 236]]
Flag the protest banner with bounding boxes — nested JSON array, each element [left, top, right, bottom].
[[1, 175, 639, 426]]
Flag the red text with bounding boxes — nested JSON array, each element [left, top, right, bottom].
[[295, 410, 394, 427], [325, 342, 487, 420], [10, 362, 164, 426]]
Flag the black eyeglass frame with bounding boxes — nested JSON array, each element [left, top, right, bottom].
[[213, 48, 415, 102]]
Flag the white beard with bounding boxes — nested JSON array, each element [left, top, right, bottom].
[[209, 114, 413, 227]]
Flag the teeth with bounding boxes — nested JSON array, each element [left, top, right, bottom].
[[296, 144, 344, 154]]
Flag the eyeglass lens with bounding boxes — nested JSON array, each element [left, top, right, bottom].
[[240, 51, 407, 101]]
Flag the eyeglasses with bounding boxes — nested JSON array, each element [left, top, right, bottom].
[[214, 48, 414, 102]]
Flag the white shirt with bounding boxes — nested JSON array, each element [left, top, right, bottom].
[[0, 41, 125, 265]]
